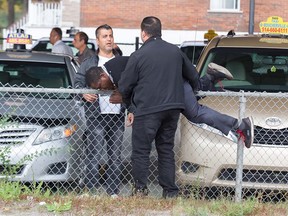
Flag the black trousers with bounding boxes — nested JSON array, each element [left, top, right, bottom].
[[131, 109, 181, 196], [182, 81, 238, 135], [84, 113, 125, 195]]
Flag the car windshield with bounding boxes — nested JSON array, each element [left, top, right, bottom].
[[200, 47, 288, 92]]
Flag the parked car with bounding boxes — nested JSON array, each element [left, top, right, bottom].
[[177, 32, 288, 196], [0, 45, 87, 183], [31, 37, 97, 56], [31, 27, 97, 56], [0, 42, 137, 186], [179, 41, 207, 65]]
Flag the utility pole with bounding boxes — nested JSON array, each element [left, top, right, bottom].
[[248, 0, 255, 34], [8, 0, 16, 27]]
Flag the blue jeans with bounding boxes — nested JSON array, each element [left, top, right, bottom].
[[131, 109, 181, 196], [84, 113, 125, 195]]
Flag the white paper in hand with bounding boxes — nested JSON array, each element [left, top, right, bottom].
[[99, 95, 121, 114]]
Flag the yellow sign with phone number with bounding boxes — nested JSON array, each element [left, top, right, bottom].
[[259, 16, 288, 34]]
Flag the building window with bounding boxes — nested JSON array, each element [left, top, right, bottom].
[[210, 0, 240, 12]]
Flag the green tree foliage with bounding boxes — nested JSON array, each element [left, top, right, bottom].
[[0, 0, 28, 27], [0, 0, 61, 28]]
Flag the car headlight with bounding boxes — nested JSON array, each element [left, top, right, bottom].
[[33, 124, 77, 145]]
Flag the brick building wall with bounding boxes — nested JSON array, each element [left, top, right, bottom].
[[62, 0, 80, 27], [80, 0, 288, 33]]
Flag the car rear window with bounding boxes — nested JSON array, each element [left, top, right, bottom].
[[180, 45, 205, 65]]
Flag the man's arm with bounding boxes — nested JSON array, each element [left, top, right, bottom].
[[74, 57, 98, 102], [109, 89, 123, 104], [118, 54, 139, 108], [74, 61, 89, 88], [181, 52, 200, 91]]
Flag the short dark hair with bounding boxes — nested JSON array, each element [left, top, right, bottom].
[[52, 27, 62, 39], [85, 66, 104, 87], [95, 24, 113, 38], [77, 32, 89, 44], [141, 16, 162, 37]]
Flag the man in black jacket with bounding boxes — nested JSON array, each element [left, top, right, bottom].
[[117, 17, 200, 198]]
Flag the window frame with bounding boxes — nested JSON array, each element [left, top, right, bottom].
[[209, 0, 241, 13]]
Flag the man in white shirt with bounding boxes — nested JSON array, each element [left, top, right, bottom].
[[74, 24, 123, 198], [49, 27, 73, 56]]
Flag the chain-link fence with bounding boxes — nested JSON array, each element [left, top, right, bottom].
[[0, 86, 160, 197], [177, 90, 288, 202], [1, 86, 288, 202]]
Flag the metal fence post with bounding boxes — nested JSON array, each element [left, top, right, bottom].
[[135, 37, 139, 50], [235, 90, 246, 202]]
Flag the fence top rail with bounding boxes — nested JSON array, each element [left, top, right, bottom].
[[0, 87, 287, 98], [197, 90, 288, 98], [0, 86, 113, 95]]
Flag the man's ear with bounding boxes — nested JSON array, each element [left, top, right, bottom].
[[141, 30, 149, 42], [100, 72, 107, 79], [141, 30, 146, 39]]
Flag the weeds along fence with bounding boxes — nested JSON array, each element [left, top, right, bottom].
[[0, 86, 288, 202]]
